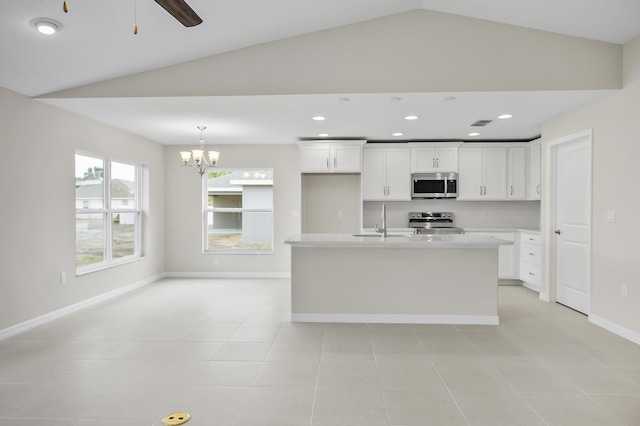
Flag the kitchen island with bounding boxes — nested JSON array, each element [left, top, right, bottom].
[[284, 233, 512, 325]]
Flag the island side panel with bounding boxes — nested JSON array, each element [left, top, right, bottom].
[[291, 246, 498, 324]]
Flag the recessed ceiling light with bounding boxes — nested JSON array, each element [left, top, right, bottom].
[[318, 133, 329, 137], [498, 114, 513, 119], [312, 116, 326, 121], [392, 132, 404, 137], [404, 115, 419, 120], [468, 132, 480, 137], [30, 18, 62, 35]]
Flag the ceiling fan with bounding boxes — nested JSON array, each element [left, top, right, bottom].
[[62, 0, 202, 29]]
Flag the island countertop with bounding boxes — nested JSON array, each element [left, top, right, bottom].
[[284, 233, 513, 248]]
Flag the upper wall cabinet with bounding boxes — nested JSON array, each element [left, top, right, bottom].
[[507, 146, 526, 200], [362, 145, 411, 201], [410, 143, 461, 173], [527, 140, 541, 200], [298, 140, 366, 173], [458, 146, 507, 200]]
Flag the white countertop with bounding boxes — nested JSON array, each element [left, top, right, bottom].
[[465, 228, 541, 233], [518, 228, 541, 234], [284, 233, 513, 248]]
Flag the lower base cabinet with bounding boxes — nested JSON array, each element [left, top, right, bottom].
[[519, 231, 542, 292], [472, 232, 516, 279]]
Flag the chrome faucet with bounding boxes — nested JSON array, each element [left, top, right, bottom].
[[375, 203, 388, 237]]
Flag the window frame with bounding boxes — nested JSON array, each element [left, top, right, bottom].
[[202, 169, 274, 254], [75, 151, 143, 274]]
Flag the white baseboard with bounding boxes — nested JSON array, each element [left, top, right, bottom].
[[498, 279, 522, 286], [291, 313, 500, 325], [589, 314, 640, 346], [165, 271, 290, 279], [0, 273, 165, 341], [521, 281, 542, 293]]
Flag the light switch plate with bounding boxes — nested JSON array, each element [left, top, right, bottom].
[[606, 210, 616, 223]]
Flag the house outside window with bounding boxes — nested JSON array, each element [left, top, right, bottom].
[[204, 169, 273, 253], [75, 152, 142, 273]]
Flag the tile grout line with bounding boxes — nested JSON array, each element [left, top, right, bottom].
[[228, 296, 281, 425], [412, 325, 472, 426], [371, 327, 393, 426], [308, 324, 327, 426], [490, 364, 550, 425]]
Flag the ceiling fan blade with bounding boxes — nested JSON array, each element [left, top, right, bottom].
[[154, 0, 203, 27]]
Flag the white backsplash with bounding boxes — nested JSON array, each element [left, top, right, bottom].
[[363, 200, 540, 230]]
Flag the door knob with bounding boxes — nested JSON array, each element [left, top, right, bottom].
[[555, 229, 561, 235]]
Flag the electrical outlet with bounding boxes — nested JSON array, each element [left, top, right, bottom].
[[60, 272, 66, 284], [622, 284, 628, 298], [337, 210, 343, 218]]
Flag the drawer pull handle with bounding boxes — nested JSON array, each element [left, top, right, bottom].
[[529, 252, 534, 255], [528, 272, 535, 276]]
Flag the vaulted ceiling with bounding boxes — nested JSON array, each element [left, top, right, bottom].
[[2, 0, 639, 145]]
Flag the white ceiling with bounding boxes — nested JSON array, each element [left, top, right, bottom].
[[2, 0, 639, 145]]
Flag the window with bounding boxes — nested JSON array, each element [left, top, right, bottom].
[[75, 152, 142, 272], [204, 169, 273, 253]]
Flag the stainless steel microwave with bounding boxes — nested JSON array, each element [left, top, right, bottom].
[[411, 172, 458, 199]]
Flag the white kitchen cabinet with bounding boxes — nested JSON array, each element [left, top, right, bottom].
[[458, 146, 507, 200], [519, 231, 541, 292], [299, 141, 364, 173], [527, 141, 541, 200], [471, 232, 517, 279], [362, 146, 411, 200], [507, 146, 526, 200], [410, 145, 459, 172]]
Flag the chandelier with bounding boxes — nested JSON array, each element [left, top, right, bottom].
[[179, 126, 221, 176]]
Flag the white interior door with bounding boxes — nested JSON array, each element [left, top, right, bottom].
[[554, 136, 591, 314]]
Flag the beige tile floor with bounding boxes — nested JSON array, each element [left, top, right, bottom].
[[0, 278, 639, 425]]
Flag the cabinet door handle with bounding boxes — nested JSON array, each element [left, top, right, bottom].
[[480, 186, 483, 196], [326, 158, 329, 168], [528, 272, 535, 276], [433, 158, 436, 168], [536, 184, 541, 195], [436, 158, 439, 168], [510, 186, 513, 195], [529, 252, 534, 255], [334, 157, 337, 168]]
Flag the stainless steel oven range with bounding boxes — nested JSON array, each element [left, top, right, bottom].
[[408, 211, 464, 235]]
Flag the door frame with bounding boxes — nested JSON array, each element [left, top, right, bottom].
[[541, 129, 592, 307]]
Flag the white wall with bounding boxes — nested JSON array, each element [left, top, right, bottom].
[[45, 9, 621, 99], [541, 35, 640, 338], [0, 86, 166, 330], [164, 144, 300, 275], [363, 200, 540, 230], [302, 174, 361, 234]]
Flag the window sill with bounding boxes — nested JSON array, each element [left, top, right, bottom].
[[76, 255, 146, 276], [203, 250, 274, 255]]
